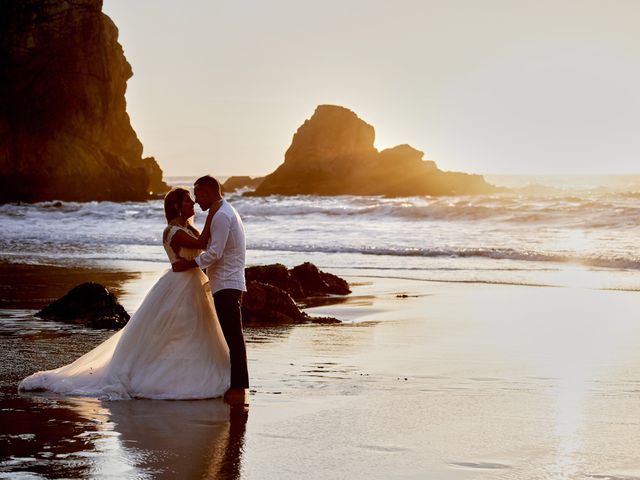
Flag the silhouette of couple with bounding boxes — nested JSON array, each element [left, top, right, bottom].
[[20, 175, 250, 404]]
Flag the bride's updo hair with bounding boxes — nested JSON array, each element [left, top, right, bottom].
[[163, 187, 190, 223]]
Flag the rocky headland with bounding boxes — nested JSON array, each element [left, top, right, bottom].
[[0, 0, 169, 203], [247, 105, 498, 197]]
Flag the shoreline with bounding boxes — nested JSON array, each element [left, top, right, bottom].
[[4, 261, 640, 478], [0, 262, 141, 310], [0, 260, 434, 319], [3, 258, 638, 313], [0, 261, 171, 314]]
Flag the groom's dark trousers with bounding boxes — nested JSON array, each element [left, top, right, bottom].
[[214, 289, 249, 389]]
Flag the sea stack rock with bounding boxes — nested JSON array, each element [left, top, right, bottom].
[[222, 175, 264, 193], [252, 105, 378, 195], [250, 105, 498, 197], [0, 0, 169, 202]]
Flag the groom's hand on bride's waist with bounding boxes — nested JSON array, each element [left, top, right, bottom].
[[172, 259, 198, 272]]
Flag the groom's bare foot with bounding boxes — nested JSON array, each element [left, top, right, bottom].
[[224, 388, 249, 406]]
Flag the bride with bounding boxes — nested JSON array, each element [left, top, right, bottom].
[[19, 188, 231, 400]]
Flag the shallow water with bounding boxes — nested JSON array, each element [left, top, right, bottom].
[[0, 392, 247, 479], [3, 278, 640, 479], [2, 175, 640, 292]]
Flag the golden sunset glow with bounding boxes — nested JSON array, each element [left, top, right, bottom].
[[103, 0, 640, 177], [5, 1, 640, 478]]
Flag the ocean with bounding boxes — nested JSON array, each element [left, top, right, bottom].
[[4, 175, 640, 479], [1, 174, 639, 291]]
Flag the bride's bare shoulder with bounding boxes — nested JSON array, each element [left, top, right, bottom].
[[162, 225, 175, 243]]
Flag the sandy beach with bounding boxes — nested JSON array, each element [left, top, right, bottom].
[[2, 262, 640, 479]]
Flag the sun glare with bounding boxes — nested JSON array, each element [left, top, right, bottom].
[[553, 230, 597, 289]]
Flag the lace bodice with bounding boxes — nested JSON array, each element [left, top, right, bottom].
[[163, 225, 202, 264]]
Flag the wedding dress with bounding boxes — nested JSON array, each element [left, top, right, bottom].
[[19, 225, 231, 399]]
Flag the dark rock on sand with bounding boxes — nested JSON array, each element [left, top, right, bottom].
[[245, 264, 305, 299], [245, 262, 351, 300], [243, 282, 339, 325], [243, 262, 350, 324], [0, 0, 169, 203], [243, 281, 307, 324], [290, 262, 351, 297], [222, 175, 264, 193], [249, 105, 499, 197], [36, 282, 129, 330]]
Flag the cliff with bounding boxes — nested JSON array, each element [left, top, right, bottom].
[[250, 105, 498, 197], [0, 0, 169, 202]]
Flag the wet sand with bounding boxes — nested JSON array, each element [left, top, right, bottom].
[[3, 263, 640, 478], [0, 262, 140, 310]]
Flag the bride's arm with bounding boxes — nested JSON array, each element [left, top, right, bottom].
[[169, 202, 220, 252]]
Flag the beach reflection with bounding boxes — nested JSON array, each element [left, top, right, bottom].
[[3, 394, 248, 479], [106, 398, 248, 479]]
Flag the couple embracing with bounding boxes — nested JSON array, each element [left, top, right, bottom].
[[20, 176, 249, 402]]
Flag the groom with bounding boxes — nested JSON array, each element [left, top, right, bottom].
[[172, 175, 249, 401]]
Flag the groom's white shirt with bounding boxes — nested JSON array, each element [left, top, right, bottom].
[[195, 199, 247, 293]]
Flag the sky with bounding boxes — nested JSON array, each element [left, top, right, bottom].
[[103, 0, 640, 177]]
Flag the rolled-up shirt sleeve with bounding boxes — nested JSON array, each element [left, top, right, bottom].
[[195, 211, 231, 270]]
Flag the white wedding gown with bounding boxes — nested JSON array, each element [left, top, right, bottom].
[[19, 225, 231, 400]]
